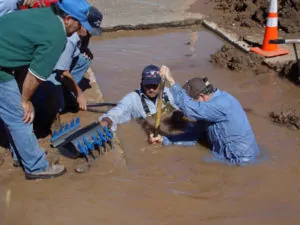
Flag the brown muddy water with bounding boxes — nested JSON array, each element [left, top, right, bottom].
[[1, 27, 300, 225]]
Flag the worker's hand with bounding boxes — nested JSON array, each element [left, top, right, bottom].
[[100, 117, 113, 129], [82, 48, 93, 60], [160, 65, 175, 86], [21, 100, 35, 123], [100, 120, 108, 127], [148, 133, 163, 144], [23, 0, 36, 7], [76, 92, 87, 111]]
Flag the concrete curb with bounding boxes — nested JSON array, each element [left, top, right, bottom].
[[202, 20, 251, 52], [102, 18, 204, 32], [84, 67, 103, 102]]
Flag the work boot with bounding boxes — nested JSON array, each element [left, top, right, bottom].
[[25, 164, 66, 180]]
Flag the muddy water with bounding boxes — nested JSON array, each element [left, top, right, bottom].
[[1, 28, 300, 225]]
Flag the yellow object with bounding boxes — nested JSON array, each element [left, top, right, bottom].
[[154, 78, 166, 135]]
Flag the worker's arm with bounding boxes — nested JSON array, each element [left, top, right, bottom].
[[61, 70, 87, 110], [99, 92, 137, 131], [21, 71, 42, 123], [160, 65, 225, 122]]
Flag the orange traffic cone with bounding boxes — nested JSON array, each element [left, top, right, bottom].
[[250, 0, 289, 57]]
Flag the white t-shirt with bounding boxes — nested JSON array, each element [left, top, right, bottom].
[[0, 0, 18, 17]]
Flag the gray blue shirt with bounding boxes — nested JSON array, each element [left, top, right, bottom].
[[163, 83, 260, 165], [99, 87, 178, 131], [54, 32, 81, 71], [0, 0, 17, 17], [48, 32, 81, 85]]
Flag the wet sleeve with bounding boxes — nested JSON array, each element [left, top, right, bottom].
[[99, 93, 136, 131], [164, 87, 179, 110], [170, 83, 225, 122], [162, 125, 201, 146], [29, 38, 66, 81]]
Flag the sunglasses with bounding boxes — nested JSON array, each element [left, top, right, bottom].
[[143, 84, 159, 90]]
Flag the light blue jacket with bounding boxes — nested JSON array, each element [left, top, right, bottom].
[[99, 87, 178, 131], [0, 0, 17, 17], [163, 83, 260, 165]]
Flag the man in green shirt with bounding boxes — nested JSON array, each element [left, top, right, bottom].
[[0, 0, 103, 180]]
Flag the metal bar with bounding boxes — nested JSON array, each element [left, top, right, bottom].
[[87, 102, 117, 108], [269, 39, 300, 44]]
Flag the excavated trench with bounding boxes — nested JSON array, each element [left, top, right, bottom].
[[1, 11, 300, 225]]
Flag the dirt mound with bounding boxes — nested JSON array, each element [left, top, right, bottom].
[[209, 0, 300, 34], [210, 44, 268, 73], [269, 110, 300, 130]]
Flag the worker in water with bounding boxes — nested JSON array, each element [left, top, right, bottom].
[[149, 65, 260, 165], [99, 65, 179, 131]]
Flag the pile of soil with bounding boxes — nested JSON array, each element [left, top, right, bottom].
[[210, 44, 268, 73], [269, 110, 300, 130], [208, 0, 300, 35]]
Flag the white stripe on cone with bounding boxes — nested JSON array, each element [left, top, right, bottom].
[[266, 17, 278, 27]]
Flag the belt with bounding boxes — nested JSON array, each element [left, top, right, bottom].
[[0, 67, 15, 75]]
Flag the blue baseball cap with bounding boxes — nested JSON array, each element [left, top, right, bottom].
[[141, 65, 161, 85], [83, 6, 103, 36], [58, 0, 103, 36]]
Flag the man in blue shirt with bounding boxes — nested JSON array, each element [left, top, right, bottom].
[[99, 65, 178, 131], [149, 65, 260, 165], [34, 7, 103, 118]]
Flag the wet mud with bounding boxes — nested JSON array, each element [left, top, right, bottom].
[[213, 0, 300, 33], [210, 44, 268, 74], [189, 0, 300, 37], [102, 19, 203, 32], [269, 110, 300, 130]]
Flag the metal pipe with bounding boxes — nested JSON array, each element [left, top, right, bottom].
[[269, 39, 300, 44]]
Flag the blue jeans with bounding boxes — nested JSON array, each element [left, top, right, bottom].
[[0, 79, 49, 173], [71, 53, 91, 84]]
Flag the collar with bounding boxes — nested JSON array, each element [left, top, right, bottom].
[[209, 89, 221, 100]]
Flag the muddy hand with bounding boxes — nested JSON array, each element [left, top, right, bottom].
[[160, 65, 175, 86], [149, 133, 163, 144], [99, 117, 113, 129], [100, 120, 108, 128], [77, 92, 87, 110]]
